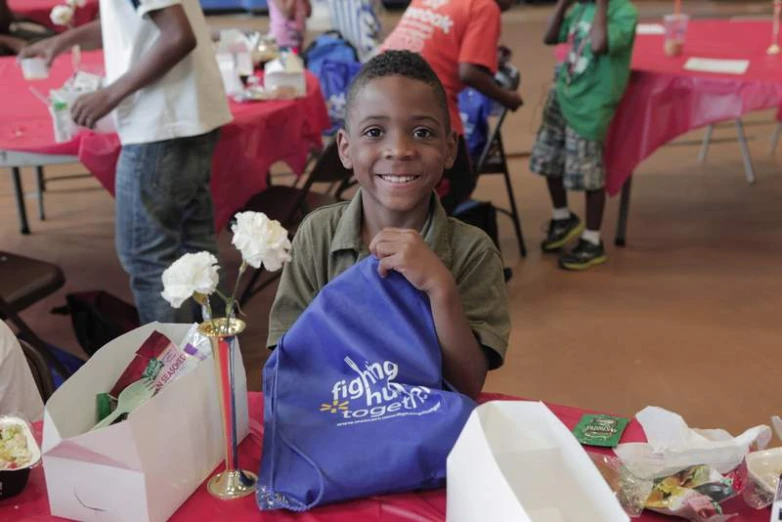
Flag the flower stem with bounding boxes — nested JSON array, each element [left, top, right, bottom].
[[226, 262, 248, 320]]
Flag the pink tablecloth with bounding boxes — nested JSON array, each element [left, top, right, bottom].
[[9, 0, 99, 31], [0, 392, 770, 521], [0, 51, 331, 229], [558, 20, 782, 196]]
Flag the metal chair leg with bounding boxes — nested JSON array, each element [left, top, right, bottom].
[[769, 122, 781, 156], [698, 124, 715, 164], [11, 167, 31, 235], [494, 134, 526, 257], [36, 166, 46, 221], [615, 175, 633, 247], [735, 119, 756, 184]]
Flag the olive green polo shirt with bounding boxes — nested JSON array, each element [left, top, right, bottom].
[[266, 190, 510, 369]]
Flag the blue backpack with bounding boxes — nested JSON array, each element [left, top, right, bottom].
[[459, 88, 495, 164], [257, 256, 476, 511], [303, 31, 359, 77], [319, 60, 363, 135], [303, 31, 361, 134]]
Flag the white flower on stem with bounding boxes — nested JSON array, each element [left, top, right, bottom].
[[231, 212, 292, 271], [50, 5, 75, 26], [65, 0, 87, 8], [161, 252, 220, 308]]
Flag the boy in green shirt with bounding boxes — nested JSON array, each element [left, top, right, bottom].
[[267, 50, 510, 399], [530, 0, 638, 270]]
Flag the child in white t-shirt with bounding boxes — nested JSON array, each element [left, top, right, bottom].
[[20, 0, 232, 324], [0, 322, 44, 421]]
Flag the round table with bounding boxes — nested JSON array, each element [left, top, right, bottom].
[[558, 19, 782, 245], [0, 51, 331, 232], [9, 0, 99, 32], [606, 19, 782, 198], [0, 392, 770, 521]]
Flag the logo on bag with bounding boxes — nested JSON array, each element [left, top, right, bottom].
[[321, 356, 441, 427]]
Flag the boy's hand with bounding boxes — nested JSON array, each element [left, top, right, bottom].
[[71, 86, 121, 129], [369, 228, 454, 296], [503, 91, 523, 112], [18, 35, 66, 67]]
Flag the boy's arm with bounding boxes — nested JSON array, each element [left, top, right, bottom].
[[543, 0, 572, 45], [71, 5, 197, 129], [591, 0, 608, 55], [459, 64, 522, 112], [370, 229, 501, 399], [267, 223, 318, 348], [458, 1, 521, 112], [18, 20, 102, 66], [599, 0, 638, 55]]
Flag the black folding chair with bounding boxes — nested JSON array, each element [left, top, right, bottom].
[[237, 141, 354, 306], [473, 62, 527, 258]]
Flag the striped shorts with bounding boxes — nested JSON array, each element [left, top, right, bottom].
[[529, 89, 606, 191]]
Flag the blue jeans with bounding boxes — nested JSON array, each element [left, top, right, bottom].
[[115, 130, 220, 325]]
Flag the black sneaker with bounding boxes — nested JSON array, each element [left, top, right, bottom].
[[558, 239, 607, 271], [541, 214, 584, 253]]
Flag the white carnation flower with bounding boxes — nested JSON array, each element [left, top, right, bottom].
[[231, 212, 292, 271], [50, 5, 74, 26], [161, 252, 220, 308], [65, 0, 87, 8]]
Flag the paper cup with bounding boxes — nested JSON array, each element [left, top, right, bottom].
[[663, 14, 689, 57], [20, 58, 49, 81]]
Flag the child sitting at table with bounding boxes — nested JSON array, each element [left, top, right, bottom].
[[266, 50, 510, 399], [530, 0, 637, 271], [268, 0, 311, 53], [19, 0, 232, 324], [381, 0, 523, 214]]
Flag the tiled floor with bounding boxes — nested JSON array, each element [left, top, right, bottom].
[[2, 0, 780, 437]]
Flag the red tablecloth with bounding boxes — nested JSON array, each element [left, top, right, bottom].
[[0, 392, 770, 521], [0, 51, 331, 229], [558, 20, 782, 196], [9, 0, 99, 31]]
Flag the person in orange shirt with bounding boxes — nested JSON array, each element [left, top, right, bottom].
[[382, 0, 522, 214]]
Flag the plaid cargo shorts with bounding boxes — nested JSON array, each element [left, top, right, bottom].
[[529, 89, 606, 191]]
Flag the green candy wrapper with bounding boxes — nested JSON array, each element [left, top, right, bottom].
[[573, 414, 629, 448]]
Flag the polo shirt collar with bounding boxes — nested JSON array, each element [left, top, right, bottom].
[[329, 189, 453, 267]]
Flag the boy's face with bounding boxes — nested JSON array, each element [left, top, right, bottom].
[[337, 76, 457, 217]]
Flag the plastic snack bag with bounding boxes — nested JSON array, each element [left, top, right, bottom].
[[589, 452, 654, 517]]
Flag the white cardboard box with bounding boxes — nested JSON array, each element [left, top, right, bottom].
[[42, 323, 249, 522], [447, 401, 629, 522], [264, 54, 306, 97]]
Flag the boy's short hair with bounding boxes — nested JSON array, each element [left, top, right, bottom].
[[346, 50, 451, 132]]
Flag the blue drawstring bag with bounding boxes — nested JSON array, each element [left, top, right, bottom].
[[257, 256, 477, 511]]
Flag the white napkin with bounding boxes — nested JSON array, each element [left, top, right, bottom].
[[636, 24, 665, 35], [613, 406, 771, 479], [684, 58, 750, 75]]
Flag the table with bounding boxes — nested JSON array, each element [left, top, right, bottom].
[[1, 392, 770, 521], [0, 51, 331, 233], [9, 0, 99, 32], [558, 20, 782, 246]]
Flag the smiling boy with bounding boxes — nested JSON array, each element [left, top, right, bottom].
[[267, 50, 510, 398]]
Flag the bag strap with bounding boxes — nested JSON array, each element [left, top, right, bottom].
[[267, 337, 325, 511]]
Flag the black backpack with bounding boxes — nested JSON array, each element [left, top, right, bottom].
[[52, 291, 140, 357]]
